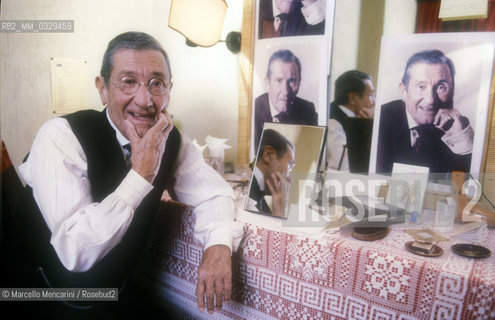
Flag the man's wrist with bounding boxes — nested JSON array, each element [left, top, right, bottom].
[[204, 229, 233, 255], [115, 169, 153, 208]]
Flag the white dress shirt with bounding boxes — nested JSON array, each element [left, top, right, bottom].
[[269, 98, 285, 122], [405, 109, 474, 155], [19, 113, 243, 272], [272, 0, 327, 25], [327, 105, 356, 172], [301, 0, 327, 25]]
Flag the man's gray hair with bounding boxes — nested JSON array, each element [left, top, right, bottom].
[[100, 31, 172, 87], [401, 49, 455, 88], [266, 49, 302, 80]]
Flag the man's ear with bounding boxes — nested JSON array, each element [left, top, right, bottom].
[[95, 76, 108, 106], [348, 92, 359, 106], [261, 145, 276, 164]]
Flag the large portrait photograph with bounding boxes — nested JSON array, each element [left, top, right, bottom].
[[369, 33, 495, 177], [250, 36, 328, 158], [257, 0, 328, 40]]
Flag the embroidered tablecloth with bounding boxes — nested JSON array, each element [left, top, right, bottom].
[[135, 201, 495, 319]]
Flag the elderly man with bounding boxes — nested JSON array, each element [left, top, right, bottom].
[[247, 129, 295, 218], [5, 31, 241, 317], [376, 49, 473, 174], [254, 49, 318, 152]]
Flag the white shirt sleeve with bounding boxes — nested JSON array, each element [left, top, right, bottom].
[[169, 134, 243, 254], [441, 125, 474, 155], [18, 118, 153, 272], [327, 119, 349, 171], [301, 0, 327, 25]]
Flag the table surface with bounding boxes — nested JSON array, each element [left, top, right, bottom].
[[135, 200, 495, 320]]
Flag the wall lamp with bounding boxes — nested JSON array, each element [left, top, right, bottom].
[[169, 0, 241, 53]]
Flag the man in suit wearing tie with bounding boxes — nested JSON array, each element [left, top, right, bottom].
[[258, 0, 327, 39], [247, 129, 295, 218], [376, 49, 473, 174], [254, 49, 318, 152]]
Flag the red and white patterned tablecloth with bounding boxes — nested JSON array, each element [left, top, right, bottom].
[[135, 201, 495, 319]]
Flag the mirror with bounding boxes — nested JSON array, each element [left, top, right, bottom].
[[245, 123, 326, 218]]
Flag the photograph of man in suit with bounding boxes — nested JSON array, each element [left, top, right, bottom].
[[376, 49, 474, 174], [246, 129, 295, 218], [258, 0, 327, 39], [254, 49, 318, 151]]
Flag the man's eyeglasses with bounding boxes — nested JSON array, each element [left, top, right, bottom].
[[107, 76, 172, 96]]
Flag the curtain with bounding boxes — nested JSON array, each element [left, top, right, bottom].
[[416, 0, 495, 33]]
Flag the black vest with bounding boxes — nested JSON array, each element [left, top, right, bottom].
[[8, 109, 180, 289], [330, 102, 373, 173]]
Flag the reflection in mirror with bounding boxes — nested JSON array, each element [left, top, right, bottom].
[[245, 123, 327, 218]]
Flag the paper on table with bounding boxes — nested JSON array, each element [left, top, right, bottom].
[[404, 228, 450, 242]]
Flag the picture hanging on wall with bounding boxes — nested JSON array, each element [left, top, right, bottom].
[[257, 0, 328, 39], [250, 0, 335, 160]]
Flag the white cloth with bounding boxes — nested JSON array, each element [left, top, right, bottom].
[[19, 115, 243, 272], [326, 105, 356, 171]]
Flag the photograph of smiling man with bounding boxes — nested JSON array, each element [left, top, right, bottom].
[[369, 33, 495, 175]]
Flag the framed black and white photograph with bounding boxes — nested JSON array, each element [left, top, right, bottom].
[[369, 32, 495, 178], [249, 0, 335, 160], [257, 0, 328, 39], [250, 37, 328, 158]]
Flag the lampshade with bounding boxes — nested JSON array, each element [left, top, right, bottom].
[[169, 0, 228, 47]]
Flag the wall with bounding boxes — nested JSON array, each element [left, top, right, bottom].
[[150, 0, 242, 163], [0, 0, 242, 170], [383, 0, 418, 36], [357, 0, 385, 84], [329, 0, 362, 100]]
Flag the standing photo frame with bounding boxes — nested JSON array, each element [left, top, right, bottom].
[[369, 32, 495, 179], [245, 123, 327, 219]]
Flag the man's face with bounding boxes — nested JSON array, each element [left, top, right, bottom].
[[401, 62, 454, 125], [354, 79, 375, 111], [266, 60, 300, 114], [96, 49, 171, 138], [274, 0, 297, 14]]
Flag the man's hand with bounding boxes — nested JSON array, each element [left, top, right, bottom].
[[266, 171, 288, 217], [196, 245, 232, 314], [434, 108, 468, 136], [123, 111, 173, 183], [357, 106, 374, 119]]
